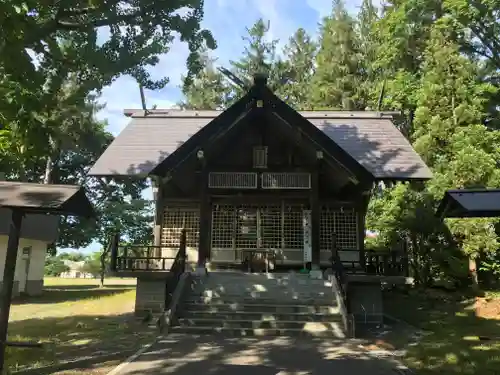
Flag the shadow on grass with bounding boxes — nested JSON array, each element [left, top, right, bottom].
[[113, 335, 405, 375], [13, 286, 135, 305], [44, 283, 135, 291], [7, 313, 155, 373], [382, 288, 500, 375]]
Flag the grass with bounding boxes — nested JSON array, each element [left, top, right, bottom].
[[382, 287, 500, 375], [7, 277, 156, 373]]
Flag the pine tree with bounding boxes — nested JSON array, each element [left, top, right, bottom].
[[229, 19, 285, 98], [356, 0, 379, 109], [180, 51, 230, 110], [278, 28, 317, 110], [413, 21, 500, 288], [311, 0, 363, 110]]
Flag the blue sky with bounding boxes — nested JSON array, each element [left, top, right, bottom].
[[69, 0, 368, 255]]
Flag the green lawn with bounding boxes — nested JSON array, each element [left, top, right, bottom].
[[8, 277, 155, 373], [383, 288, 500, 375]]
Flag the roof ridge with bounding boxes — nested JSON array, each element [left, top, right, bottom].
[[123, 108, 399, 120]]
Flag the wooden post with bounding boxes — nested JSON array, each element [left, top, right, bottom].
[[310, 169, 321, 278], [0, 209, 23, 373], [109, 233, 120, 272], [198, 164, 211, 271]]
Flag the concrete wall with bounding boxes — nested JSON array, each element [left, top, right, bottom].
[[0, 236, 47, 297], [347, 283, 383, 324]]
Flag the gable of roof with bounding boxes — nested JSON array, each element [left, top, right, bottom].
[[0, 208, 59, 243], [89, 108, 432, 181]]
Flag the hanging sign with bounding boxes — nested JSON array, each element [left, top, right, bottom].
[[302, 210, 312, 263]]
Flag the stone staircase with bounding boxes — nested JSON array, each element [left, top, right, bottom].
[[171, 271, 346, 338]]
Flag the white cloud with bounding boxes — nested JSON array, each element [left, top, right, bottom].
[[147, 36, 190, 88], [306, 0, 333, 18]]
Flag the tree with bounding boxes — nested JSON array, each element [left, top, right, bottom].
[[356, 0, 379, 108], [58, 252, 86, 262], [180, 51, 230, 110], [311, 0, 363, 110], [229, 19, 287, 99], [81, 253, 103, 278], [279, 28, 317, 110], [0, 1, 216, 102], [0, 80, 154, 252], [0, 1, 216, 182], [412, 21, 500, 289], [44, 256, 70, 276]]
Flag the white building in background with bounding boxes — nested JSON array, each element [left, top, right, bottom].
[[60, 260, 94, 279]]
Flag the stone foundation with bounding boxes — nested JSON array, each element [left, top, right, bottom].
[[135, 278, 168, 317], [25, 280, 43, 296]]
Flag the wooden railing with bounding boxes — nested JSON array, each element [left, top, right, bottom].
[[339, 251, 409, 277], [363, 250, 409, 276], [165, 229, 187, 306], [115, 245, 175, 271], [109, 239, 183, 272]]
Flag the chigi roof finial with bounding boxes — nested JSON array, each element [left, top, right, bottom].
[[253, 72, 268, 87]]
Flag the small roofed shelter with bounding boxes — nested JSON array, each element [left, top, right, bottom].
[[0, 208, 59, 296], [436, 189, 500, 218], [0, 181, 94, 371], [89, 74, 431, 280]]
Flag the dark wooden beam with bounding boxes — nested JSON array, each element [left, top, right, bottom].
[[0, 209, 23, 373], [311, 166, 321, 268], [198, 161, 211, 267]]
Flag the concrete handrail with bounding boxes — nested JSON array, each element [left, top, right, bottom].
[[158, 272, 192, 334], [328, 274, 353, 337]]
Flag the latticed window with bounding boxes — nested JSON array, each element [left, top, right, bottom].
[[161, 207, 200, 248], [282, 205, 304, 249], [320, 206, 358, 251], [211, 205, 235, 249]]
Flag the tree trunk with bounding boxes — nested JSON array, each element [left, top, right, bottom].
[[469, 257, 480, 293], [43, 154, 53, 184]]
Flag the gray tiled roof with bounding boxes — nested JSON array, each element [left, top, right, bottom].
[[89, 110, 432, 180]]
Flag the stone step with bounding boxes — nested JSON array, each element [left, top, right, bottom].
[[179, 310, 343, 322], [177, 318, 343, 331], [191, 288, 334, 296], [170, 325, 345, 338], [194, 280, 333, 289], [182, 301, 340, 314], [190, 290, 335, 300], [184, 296, 336, 306]]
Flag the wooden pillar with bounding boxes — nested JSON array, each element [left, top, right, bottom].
[[310, 168, 321, 271], [153, 183, 163, 246], [0, 209, 23, 373], [198, 164, 211, 269], [357, 195, 369, 269]]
